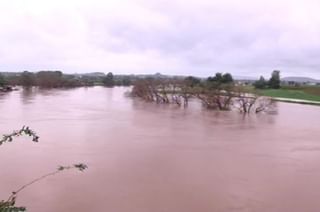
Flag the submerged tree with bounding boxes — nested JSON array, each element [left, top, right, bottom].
[[233, 86, 275, 113], [131, 73, 275, 114], [197, 83, 234, 110]]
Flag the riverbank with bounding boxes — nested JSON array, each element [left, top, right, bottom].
[[272, 97, 320, 105], [258, 87, 320, 101], [254, 87, 320, 106], [0, 86, 18, 92]]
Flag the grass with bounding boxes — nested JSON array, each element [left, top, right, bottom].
[[257, 86, 320, 102]]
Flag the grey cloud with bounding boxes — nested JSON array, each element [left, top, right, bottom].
[[1, 0, 320, 78]]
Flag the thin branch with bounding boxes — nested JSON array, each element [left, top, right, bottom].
[[0, 126, 39, 146], [6, 164, 88, 203]]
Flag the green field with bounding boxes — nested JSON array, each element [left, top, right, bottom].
[[257, 86, 320, 102]]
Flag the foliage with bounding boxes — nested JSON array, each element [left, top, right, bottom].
[[9, 71, 86, 88], [221, 73, 234, 84], [36, 71, 63, 88], [253, 76, 267, 89], [0, 127, 87, 211], [207, 72, 234, 84], [0, 74, 6, 87], [184, 76, 201, 87], [253, 71, 281, 90], [20, 71, 36, 87], [0, 126, 39, 146], [268, 70, 281, 89], [103, 72, 115, 87], [121, 77, 132, 86], [0, 202, 26, 212]]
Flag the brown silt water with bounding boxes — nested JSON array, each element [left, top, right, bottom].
[[1, 87, 320, 212]]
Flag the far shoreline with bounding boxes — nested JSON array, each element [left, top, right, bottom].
[[271, 97, 320, 106]]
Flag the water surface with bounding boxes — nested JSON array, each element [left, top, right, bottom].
[[1, 87, 320, 212]]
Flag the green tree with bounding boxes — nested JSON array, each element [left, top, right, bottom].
[[221, 73, 234, 83], [184, 76, 201, 87], [103, 72, 115, 87], [208, 73, 223, 83], [269, 70, 281, 89], [121, 77, 132, 86], [36, 71, 63, 87], [20, 71, 36, 87], [207, 72, 233, 84], [253, 76, 267, 89], [0, 74, 6, 87]]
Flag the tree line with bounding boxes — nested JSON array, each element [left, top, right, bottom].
[[0, 71, 133, 88], [253, 70, 281, 89], [1, 70, 282, 90]]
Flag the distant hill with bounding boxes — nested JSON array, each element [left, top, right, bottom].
[[282, 77, 320, 83], [0, 72, 21, 76], [81, 72, 106, 77], [233, 76, 258, 81]]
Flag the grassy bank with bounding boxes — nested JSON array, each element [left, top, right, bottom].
[[257, 86, 320, 102]]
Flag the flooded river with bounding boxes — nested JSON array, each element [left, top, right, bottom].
[[1, 86, 320, 212]]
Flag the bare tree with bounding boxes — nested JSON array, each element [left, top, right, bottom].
[[131, 77, 276, 114], [233, 86, 275, 114]]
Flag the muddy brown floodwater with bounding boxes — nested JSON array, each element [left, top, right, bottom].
[[1, 87, 320, 212]]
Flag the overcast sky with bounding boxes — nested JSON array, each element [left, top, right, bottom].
[[1, 0, 320, 78]]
